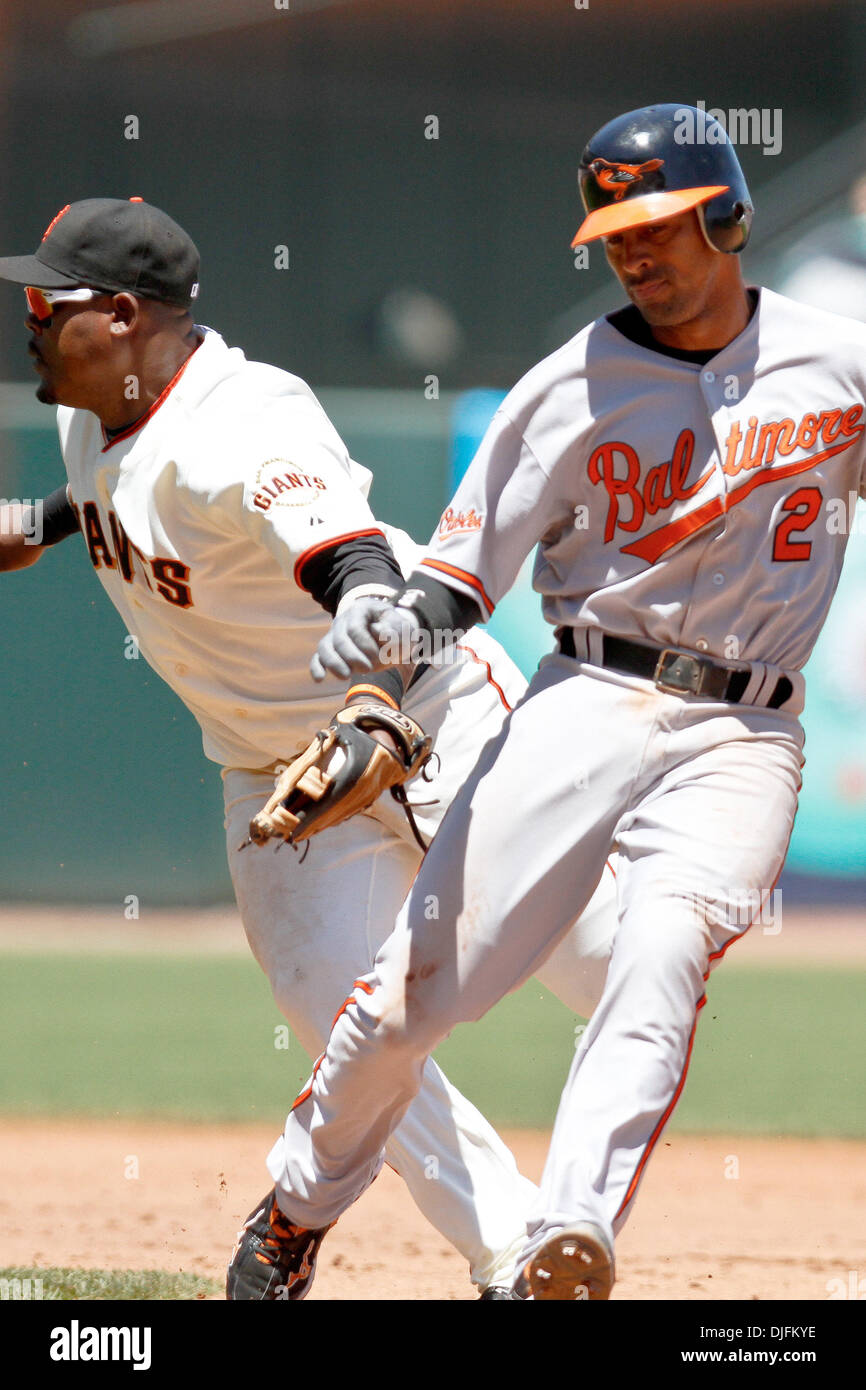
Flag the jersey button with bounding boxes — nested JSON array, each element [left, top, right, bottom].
[[703, 370, 715, 383], [175, 662, 188, 677], [695, 638, 709, 652], [712, 572, 725, 586]]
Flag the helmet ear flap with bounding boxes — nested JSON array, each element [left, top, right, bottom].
[[696, 206, 721, 254], [697, 195, 753, 254]]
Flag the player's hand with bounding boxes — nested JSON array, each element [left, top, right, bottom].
[[310, 596, 390, 681], [310, 598, 418, 681]]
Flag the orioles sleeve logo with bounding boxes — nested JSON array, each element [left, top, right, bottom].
[[588, 158, 664, 201]]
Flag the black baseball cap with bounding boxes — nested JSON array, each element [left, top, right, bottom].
[[0, 197, 200, 307]]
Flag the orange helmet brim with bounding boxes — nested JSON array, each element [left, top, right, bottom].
[[571, 186, 730, 247]]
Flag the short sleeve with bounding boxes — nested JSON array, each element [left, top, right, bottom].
[[228, 398, 386, 584], [417, 409, 565, 615]]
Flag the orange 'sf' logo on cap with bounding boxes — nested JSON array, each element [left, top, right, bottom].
[[588, 158, 664, 202], [41, 205, 71, 240]]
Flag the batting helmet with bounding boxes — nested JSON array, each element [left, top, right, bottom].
[[572, 103, 753, 254]]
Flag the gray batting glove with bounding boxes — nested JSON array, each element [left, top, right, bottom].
[[310, 596, 393, 682], [310, 599, 422, 681], [371, 606, 420, 666]]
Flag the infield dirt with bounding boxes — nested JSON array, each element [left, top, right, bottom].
[[1, 1118, 864, 1300], [2, 906, 864, 1299]]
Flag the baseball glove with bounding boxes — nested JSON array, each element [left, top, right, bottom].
[[248, 702, 434, 849]]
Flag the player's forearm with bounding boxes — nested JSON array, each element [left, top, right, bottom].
[[0, 504, 45, 570], [390, 572, 484, 655], [344, 662, 415, 710], [310, 572, 483, 683], [0, 485, 80, 571], [297, 532, 405, 614]]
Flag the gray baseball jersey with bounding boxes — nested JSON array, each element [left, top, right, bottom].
[[265, 288, 860, 1280], [418, 289, 866, 678]]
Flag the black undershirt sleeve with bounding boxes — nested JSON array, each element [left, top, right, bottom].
[[348, 574, 481, 707], [25, 485, 80, 547], [297, 532, 405, 615], [397, 571, 484, 638], [297, 540, 481, 707], [346, 666, 407, 708]]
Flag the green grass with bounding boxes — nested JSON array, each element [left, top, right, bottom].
[[672, 967, 866, 1136], [439, 966, 866, 1137], [0, 1267, 220, 1300], [0, 954, 299, 1122], [0, 952, 863, 1136]]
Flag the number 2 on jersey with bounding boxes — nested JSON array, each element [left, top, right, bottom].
[[772, 486, 823, 562]]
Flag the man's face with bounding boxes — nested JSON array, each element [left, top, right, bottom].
[[26, 296, 113, 408], [603, 210, 728, 327]]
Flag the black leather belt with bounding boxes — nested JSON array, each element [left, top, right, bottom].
[[559, 629, 793, 709]]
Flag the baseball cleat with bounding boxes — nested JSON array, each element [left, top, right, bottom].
[[526, 1222, 615, 1301], [478, 1284, 524, 1300], [226, 1188, 333, 1300]]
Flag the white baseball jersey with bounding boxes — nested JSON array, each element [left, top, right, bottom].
[[419, 289, 866, 677], [57, 327, 420, 768]]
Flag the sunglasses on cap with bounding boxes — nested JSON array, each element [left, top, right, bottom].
[[25, 285, 101, 321]]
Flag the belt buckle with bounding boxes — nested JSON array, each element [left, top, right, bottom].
[[653, 648, 706, 696]]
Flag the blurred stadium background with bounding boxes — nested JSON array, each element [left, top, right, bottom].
[[0, 6, 862, 1267], [0, 0, 863, 905]]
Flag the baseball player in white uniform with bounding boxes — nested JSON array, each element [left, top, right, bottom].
[[235, 104, 866, 1300], [0, 196, 618, 1299]]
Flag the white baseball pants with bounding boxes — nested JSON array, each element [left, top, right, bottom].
[[266, 653, 804, 1271], [225, 636, 619, 1289]]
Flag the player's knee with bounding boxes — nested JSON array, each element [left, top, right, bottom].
[[368, 975, 449, 1056], [268, 970, 333, 1055], [616, 900, 714, 995], [269, 964, 305, 1018]]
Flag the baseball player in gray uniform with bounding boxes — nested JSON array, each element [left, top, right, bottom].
[[0, 196, 619, 1299], [228, 104, 866, 1300]]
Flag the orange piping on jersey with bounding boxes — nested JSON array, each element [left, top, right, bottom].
[[418, 558, 495, 616], [622, 436, 860, 565], [293, 529, 387, 590], [100, 341, 202, 451], [291, 979, 375, 1112], [455, 643, 511, 712], [346, 684, 400, 710]]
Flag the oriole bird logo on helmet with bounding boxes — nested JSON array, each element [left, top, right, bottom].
[[587, 158, 664, 201]]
